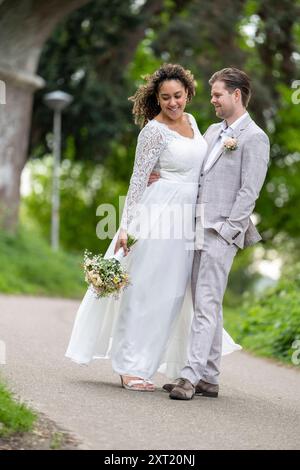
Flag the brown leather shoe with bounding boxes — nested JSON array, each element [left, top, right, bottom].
[[196, 380, 219, 398], [162, 378, 182, 393], [163, 379, 219, 398], [169, 378, 195, 400]]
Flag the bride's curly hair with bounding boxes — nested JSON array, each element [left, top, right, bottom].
[[129, 63, 196, 128]]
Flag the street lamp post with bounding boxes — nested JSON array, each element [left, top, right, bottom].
[[44, 91, 73, 251]]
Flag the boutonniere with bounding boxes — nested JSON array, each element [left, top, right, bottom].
[[224, 137, 238, 151]]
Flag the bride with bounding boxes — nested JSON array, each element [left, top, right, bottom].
[[65, 63, 241, 391]]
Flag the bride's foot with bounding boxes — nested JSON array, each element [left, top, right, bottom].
[[120, 375, 155, 392]]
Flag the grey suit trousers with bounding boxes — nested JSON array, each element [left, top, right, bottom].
[[181, 228, 238, 385]]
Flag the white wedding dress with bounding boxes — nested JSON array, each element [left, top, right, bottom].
[[65, 113, 241, 379]]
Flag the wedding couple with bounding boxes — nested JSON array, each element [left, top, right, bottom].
[[66, 64, 270, 400]]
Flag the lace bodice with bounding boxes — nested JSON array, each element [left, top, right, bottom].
[[120, 113, 207, 230]]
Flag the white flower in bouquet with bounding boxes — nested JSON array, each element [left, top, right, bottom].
[[83, 234, 137, 299]]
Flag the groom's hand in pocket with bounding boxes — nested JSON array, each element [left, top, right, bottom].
[[147, 171, 160, 186]]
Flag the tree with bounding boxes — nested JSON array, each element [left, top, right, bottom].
[[0, 0, 184, 232], [0, 0, 92, 233], [30, 0, 192, 163], [30, 0, 167, 163]]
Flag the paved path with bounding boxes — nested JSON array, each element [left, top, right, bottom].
[[0, 294, 299, 450]]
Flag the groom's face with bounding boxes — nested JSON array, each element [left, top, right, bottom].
[[210, 81, 237, 120]]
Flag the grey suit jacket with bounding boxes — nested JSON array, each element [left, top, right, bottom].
[[196, 114, 270, 249]]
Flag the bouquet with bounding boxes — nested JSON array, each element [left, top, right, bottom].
[[83, 234, 137, 299]]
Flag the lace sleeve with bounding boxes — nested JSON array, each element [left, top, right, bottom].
[[120, 123, 165, 231]]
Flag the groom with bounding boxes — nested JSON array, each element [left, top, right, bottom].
[[148, 67, 270, 399]]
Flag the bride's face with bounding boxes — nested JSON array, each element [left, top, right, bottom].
[[157, 80, 188, 121]]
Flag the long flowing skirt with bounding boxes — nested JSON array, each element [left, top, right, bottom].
[[65, 180, 241, 379]]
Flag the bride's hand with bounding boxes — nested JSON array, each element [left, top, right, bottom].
[[114, 229, 129, 256], [147, 171, 160, 186]]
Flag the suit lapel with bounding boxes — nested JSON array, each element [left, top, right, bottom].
[[232, 114, 252, 140], [205, 115, 253, 174]]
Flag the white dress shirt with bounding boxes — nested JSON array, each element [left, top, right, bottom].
[[204, 112, 249, 172]]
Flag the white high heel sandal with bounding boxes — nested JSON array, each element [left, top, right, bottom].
[[120, 376, 155, 392]]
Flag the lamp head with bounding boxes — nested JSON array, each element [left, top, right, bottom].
[[44, 90, 73, 111]]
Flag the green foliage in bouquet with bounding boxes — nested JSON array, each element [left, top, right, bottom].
[[127, 234, 138, 248], [83, 251, 130, 299], [83, 235, 137, 298]]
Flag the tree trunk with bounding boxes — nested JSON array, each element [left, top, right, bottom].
[[0, 68, 43, 230], [0, 0, 91, 232]]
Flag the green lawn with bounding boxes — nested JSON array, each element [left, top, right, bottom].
[[0, 228, 86, 298], [0, 379, 36, 437]]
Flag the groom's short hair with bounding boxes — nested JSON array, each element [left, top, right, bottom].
[[209, 68, 251, 107]]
